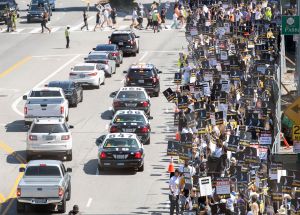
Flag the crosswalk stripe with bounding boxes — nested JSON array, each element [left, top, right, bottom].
[[29, 28, 41, 34], [10, 28, 25, 34], [51, 27, 60, 33], [117, 25, 128, 30]]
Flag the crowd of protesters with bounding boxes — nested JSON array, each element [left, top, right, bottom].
[[164, 0, 300, 215]]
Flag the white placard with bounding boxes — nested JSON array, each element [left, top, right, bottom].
[[259, 133, 272, 145], [201, 82, 211, 96], [221, 80, 230, 93], [277, 170, 286, 184], [199, 177, 213, 197], [190, 27, 198, 36], [220, 51, 228, 60]]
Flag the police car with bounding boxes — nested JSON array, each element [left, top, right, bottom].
[[112, 87, 151, 116], [123, 63, 161, 97], [97, 133, 144, 172], [109, 110, 151, 145]]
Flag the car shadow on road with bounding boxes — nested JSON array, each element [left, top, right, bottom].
[[83, 159, 137, 176], [6, 150, 27, 164], [101, 110, 113, 120], [0, 198, 58, 215], [5, 120, 28, 132]]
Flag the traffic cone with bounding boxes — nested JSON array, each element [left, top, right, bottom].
[[168, 157, 175, 178], [175, 131, 180, 141]]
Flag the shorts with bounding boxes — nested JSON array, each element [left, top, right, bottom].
[[153, 21, 158, 26]]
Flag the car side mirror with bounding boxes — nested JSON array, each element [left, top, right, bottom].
[[71, 67, 74, 70], [19, 167, 25, 172], [136, 36, 140, 38], [84, 57, 87, 60], [67, 168, 72, 172], [69, 125, 74, 129], [27, 4, 29, 6], [158, 71, 162, 74], [148, 116, 153, 120], [93, 48, 96, 51], [96, 135, 106, 146], [123, 71, 127, 74], [44, 84, 48, 87], [108, 36, 111, 39], [23, 95, 27, 100]]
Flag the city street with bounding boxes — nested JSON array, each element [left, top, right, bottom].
[[0, 0, 185, 214]]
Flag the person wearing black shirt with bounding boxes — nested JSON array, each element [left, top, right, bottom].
[[81, 10, 89, 31]]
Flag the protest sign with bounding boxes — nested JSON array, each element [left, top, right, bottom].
[[199, 177, 213, 196], [163, 88, 176, 102], [215, 177, 231, 196], [167, 140, 179, 156], [227, 135, 240, 152]]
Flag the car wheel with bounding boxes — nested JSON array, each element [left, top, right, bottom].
[[138, 164, 144, 172], [80, 92, 83, 102], [116, 63, 120, 67], [132, 52, 136, 57], [27, 18, 31, 23], [66, 183, 71, 201], [101, 78, 105, 85], [153, 91, 159, 97], [73, 99, 78, 107], [17, 201, 25, 213], [57, 196, 66, 213], [145, 137, 150, 145], [66, 114, 69, 122], [137, 48, 139, 54], [26, 153, 32, 162], [114, 67, 116, 74], [95, 79, 100, 89], [98, 164, 104, 172], [66, 152, 72, 161]]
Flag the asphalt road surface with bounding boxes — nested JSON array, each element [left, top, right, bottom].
[[0, 0, 186, 214]]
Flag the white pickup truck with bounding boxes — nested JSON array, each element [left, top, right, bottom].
[[23, 87, 69, 126], [17, 160, 72, 213]]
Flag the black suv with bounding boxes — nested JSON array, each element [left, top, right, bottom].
[[108, 31, 140, 56], [0, 0, 19, 23], [47, 81, 83, 107], [123, 63, 162, 97]]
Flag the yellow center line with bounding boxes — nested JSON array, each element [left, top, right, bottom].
[[0, 56, 32, 79], [0, 193, 5, 203]]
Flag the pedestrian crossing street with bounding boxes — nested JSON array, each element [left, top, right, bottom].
[[0, 24, 176, 35]]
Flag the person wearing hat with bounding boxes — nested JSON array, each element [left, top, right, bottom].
[[169, 169, 180, 215], [65, 25, 70, 48], [68, 205, 82, 215], [152, 9, 159, 33]]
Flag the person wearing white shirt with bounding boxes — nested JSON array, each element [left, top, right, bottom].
[[169, 169, 180, 215]]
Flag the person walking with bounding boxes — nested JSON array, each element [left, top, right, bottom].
[[152, 9, 159, 33], [41, 11, 51, 33], [101, 8, 110, 28], [81, 10, 89, 31], [111, 8, 117, 29], [94, 11, 101, 31], [130, 8, 138, 29], [169, 169, 180, 215], [6, 12, 12, 32], [145, 8, 152, 30], [171, 11, 178, 29], [68, 205, 82, 215], [160, 7, 167, 29], [12, 11, 17, 31], [65, 25, 70, 48]]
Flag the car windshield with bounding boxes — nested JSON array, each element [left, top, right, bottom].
[[29, 5, 44, 11], [30, 90, 61, 97], [25, 166, 61, 176], [87, 55, 107, 60], [31, 124, 68, 133], [73, 66, 94, 71], [117, 91, 146, 99], [48, 82, 71, 89], [128, 69, 154, 78], [95, 45, 115, 51], [103, 138, 139, 148], [114, 114, 145, 123], [111, 34, 130, 41]]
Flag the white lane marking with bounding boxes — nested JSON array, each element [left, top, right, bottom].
[[139, 51, 148, 62], [11, 54, 81, 117], [105, 124, 109, 130], [118, 25, 128, 30], [0, 88, 19, 92], [86, 198, 93, 208], [70, 16, 94, 31], [51, 27, 60, 33], [121, 78, 125, 83], [11, 28, 25, 34], [29, 28, 41, 34]]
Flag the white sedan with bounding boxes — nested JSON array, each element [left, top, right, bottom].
[[69, 63, 105, 89]]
